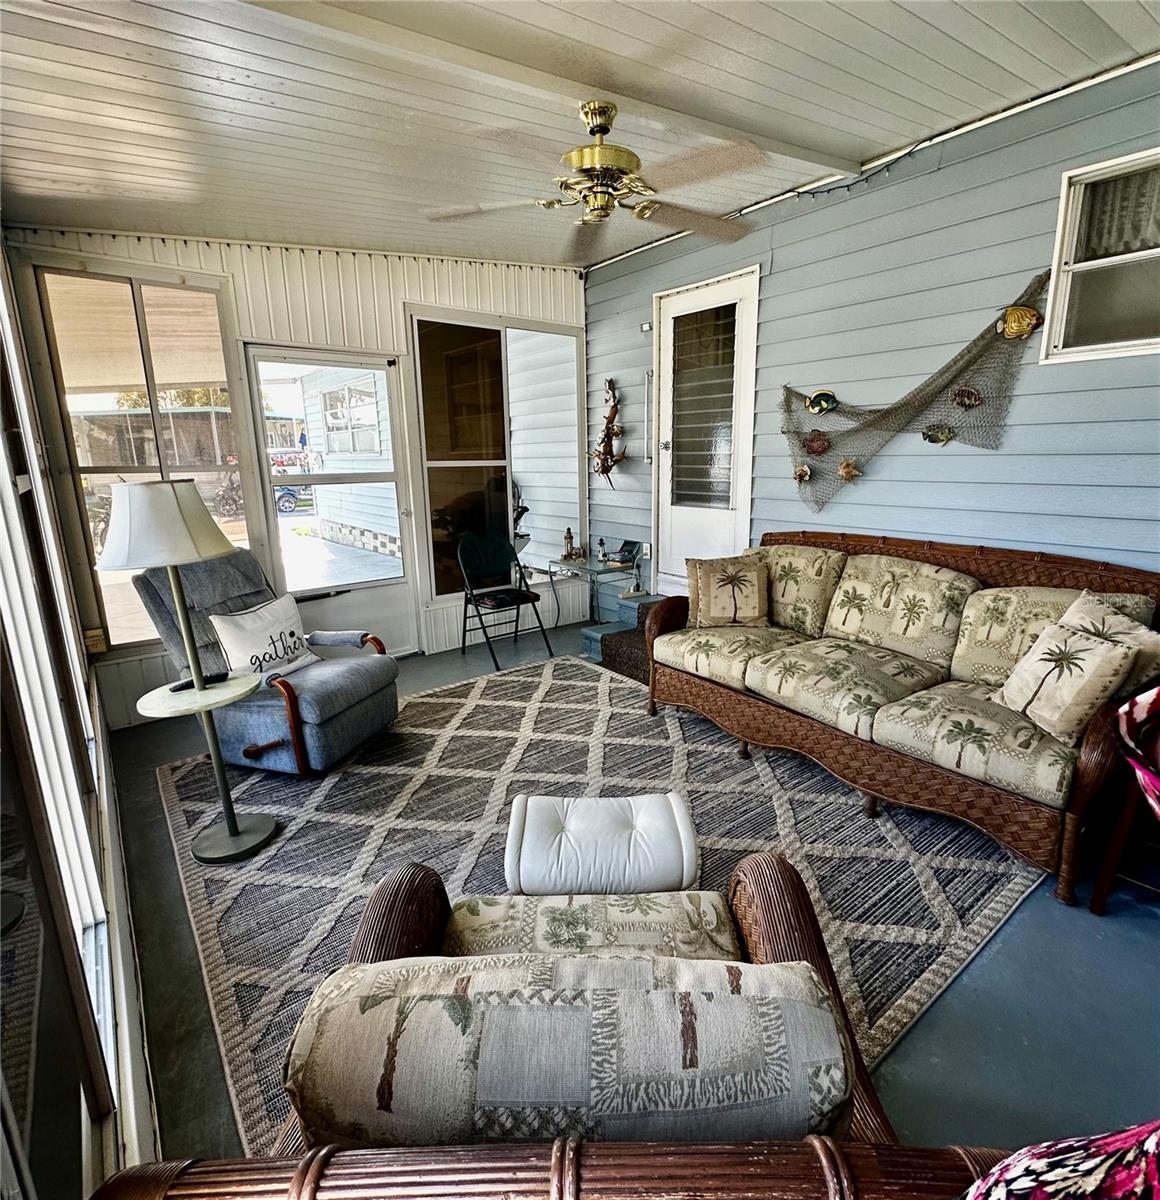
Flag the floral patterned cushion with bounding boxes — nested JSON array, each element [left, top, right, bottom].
[[686, 555, 769, 628], [444, 891, 742, 961], [950, 587, 1156, 688], [742, 545, 848, 636], [822, 554, 981, 669], [990, 624, 1136, 746], [873, 681, 1078, 807], [286, 954, 854, 1147], [963, 1118, 1159, 1200], [1060, 590, 1160, 693], [653, 626, 807, 688], [744, 637, 945, 741]]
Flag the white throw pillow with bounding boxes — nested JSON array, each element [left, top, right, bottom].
[[209, 594, 320, 677]]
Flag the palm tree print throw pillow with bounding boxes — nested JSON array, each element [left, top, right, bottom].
[[991, 623, 1138, 745], [1060, 590, 1160, 693], [687, 556, 769, 628]]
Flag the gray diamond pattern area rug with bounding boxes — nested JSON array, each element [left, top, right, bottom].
[[157, 656, 1040, 1154]]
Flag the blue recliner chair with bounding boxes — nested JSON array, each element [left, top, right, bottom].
[[134, 549, 399, 776]]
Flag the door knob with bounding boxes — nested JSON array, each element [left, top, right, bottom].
[[400, 507, 412, 518], [659, 440, 672, 451]]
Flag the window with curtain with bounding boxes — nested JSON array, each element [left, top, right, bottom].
[[1045, 151, 1160, 360]]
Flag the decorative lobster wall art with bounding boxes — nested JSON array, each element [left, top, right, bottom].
[[592, 377, 627, 487]]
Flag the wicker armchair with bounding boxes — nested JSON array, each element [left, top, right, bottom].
[[93, 855, 1009, 1199]]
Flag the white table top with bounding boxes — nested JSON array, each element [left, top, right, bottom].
[[137, 672, 262, 719]]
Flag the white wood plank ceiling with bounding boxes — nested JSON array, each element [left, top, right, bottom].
[[2, 0, 1158, 267]]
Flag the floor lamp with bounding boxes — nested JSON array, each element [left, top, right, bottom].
[[99, 479, 278, 863]]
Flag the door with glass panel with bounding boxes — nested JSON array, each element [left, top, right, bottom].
[[656, 271, 758, 593], [37, 270, 247, 646], [247, 350, 419, 655]]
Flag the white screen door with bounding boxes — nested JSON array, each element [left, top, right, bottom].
[[656, 269, 758, 593]]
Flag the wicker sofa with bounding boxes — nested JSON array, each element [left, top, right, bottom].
[[646, 532, 1160, 904], [93, 857, 1008, 1200]]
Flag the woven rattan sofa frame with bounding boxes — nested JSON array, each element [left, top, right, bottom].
[[94, 855, 1008, 1200], [646, 531, 1160, 905]]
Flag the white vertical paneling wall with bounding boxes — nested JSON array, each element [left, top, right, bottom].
[[2, 229, 584, 348], [584, 63, 1160, 615], [4, 227, 583, 727]]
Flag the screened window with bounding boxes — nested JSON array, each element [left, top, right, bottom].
[[1045, 149, 1160, 361], [38, 272, 244, 646]]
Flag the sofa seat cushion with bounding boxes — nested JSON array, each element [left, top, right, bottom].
[[951, 586, 1157, 688], [744, 638, 946, 739], [873, 681, 1077, 808], [240, 652, 400, 723], [444, 891, 741, 961], [285, 954, 853, 1147], [742, 544, 848, 636], [653, 625, 807, 688], [823, 554, 981, 669]]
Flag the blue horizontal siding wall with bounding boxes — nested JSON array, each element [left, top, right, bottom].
[[585, 64, 1160, 611]]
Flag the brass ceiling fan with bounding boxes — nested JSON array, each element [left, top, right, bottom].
[[425, 100, 762, 262]]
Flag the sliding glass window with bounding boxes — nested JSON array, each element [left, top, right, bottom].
[[38, 271, 244, 646]]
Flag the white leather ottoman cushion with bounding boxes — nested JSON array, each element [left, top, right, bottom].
[[505, 791, 698, 895]]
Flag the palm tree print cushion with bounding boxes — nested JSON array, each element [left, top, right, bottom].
[[951, 587, 1156, 689], [822, 554, 981, 669], [873, 680, 1079, 806], [742, 545, 847, 636], [285, 954, 852, 1148], [991, 623, 1137, 745], [687, 556, 769, 628], [443, 892, 741, 960], [744, 638, 945, 740], [653, 626, 807, 688], [1060, 590, 1160, 693]]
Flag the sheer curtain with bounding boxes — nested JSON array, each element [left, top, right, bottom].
[[1076, 165, 1160, 260]]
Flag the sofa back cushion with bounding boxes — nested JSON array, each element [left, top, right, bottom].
[[285, 954, 853, 1147], [950, 587, 1157, 687], [444, 891, 741, 961], [822, 554, 981, 668], [743, 544, 847, 636], [686, 555, 769, 628]]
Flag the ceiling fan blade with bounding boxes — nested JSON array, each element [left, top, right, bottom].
[[645, 141, 766, 193], [424, 199, 545, 222], [490, 126, 568, 165], [563, 220, 608, 266], [642, 202, 752, 242]]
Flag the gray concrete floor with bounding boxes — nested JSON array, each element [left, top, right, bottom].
[[112, 629, 1160, 1160]]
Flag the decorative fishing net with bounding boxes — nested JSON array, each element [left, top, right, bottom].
[[782, 270, 1050, 513]]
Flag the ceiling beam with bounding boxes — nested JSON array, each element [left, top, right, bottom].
[[244, 0, 862, 176]]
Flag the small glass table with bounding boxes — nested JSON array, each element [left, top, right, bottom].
[[547, 556, 635, 624]]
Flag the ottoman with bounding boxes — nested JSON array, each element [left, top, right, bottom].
[[504, 791, 698, 895]]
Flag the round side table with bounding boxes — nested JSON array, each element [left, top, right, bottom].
[[138, 674, 279, 864]]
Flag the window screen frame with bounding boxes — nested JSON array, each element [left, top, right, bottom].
[[1041, 146, 1160, 365]]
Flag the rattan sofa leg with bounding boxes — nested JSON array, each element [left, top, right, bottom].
[[1054, 811, 1081, 905], [738, 738, 751, 759], [862, 794, 879, 818], [727, 851, 898, 1146]]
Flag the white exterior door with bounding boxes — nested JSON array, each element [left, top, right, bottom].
[[655, 268, 758, 594]]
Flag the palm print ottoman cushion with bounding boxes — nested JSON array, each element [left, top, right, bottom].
[[963, 1117, 1159, 1199], [951, 587, 1156, 689], [873, 681, 1077, 807], [653, 625, 807, 688], [742, 545, 847, 636], [991, 623, 1137, 745], [284, 954, 852, 1147], [822, 554, 981, 669], [443, 891, 741, 961], [744, 638, 945, 740]]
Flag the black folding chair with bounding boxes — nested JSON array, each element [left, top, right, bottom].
[[458, 530, 553, 671]]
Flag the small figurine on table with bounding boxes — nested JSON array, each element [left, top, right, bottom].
[[561, 526, 584, 561]]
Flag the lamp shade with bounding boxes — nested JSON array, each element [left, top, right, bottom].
[[98, 479, 235, 570]]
